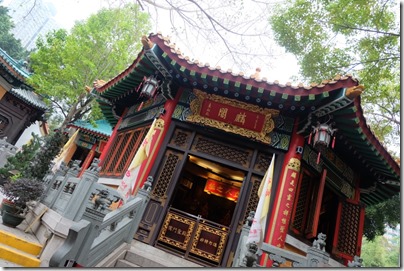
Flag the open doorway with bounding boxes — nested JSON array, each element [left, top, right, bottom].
[[170, 155, 245, 227]]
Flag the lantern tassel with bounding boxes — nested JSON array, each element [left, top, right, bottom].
[[137, 101, 144, 111], [316, 152, 321, 164], [308, 132, 312, 145], [331, 136, 336, 149]]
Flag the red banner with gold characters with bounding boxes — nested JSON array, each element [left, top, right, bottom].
[[204, 179, 240, 202], [267, 158, 301, 248]]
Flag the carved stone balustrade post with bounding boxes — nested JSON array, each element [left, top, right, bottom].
[[232, 211, 255, 267], [43, 161, 80, 208], [74, 206, 107, 265], [348, 255, 363, 267], [62, 159, 100, 221], [41, 162, 68, 202], [305, 233, 330, 267], [124, 176, 154, 243]]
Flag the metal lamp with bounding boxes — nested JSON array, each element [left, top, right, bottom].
[[309, 121, 337, 164], [140, 75, 159, 98]]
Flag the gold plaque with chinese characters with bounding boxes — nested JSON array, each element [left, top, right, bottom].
[[157, 212, 196, 250], [187, 89, 279, 144]]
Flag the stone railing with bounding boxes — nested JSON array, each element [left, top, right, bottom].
[[27, 158, 152, 267], [46, 168, 154, 267], [232, 212, 363, 268], [49, 184, 151, 267], [41, 159, 124, 222]]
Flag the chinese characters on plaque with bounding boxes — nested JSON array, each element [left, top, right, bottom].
[[187, 89, 279, 144]]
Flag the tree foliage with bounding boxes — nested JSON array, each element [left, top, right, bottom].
[[28, 3, 151, 129], [0, 133, 41, 179], [361, 234, 400, 267], [363, 193, 400, 241], [0, 4, 29, 59], [25, 131, 67, 181], [269, 0, 400, 151], [0, 131, 67, 181]]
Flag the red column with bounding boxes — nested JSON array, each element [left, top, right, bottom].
[[261, 118, 305, 266], [78, 143, 97, 177], [98, 108, 127, 166], [135, 88, 184, 191]]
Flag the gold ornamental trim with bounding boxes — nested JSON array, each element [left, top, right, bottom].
[[190, 223, 228, 263], [287, 158, 301, 172], [157, 212, 195, 250], [187, 89, 279, 144]]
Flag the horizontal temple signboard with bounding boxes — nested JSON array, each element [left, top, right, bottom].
[[187, 89, 279, 144], [204, 179, 240, 202]]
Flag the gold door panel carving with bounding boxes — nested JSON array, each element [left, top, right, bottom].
[[190, 224, 228, 263], [157, 212, 196, 250]]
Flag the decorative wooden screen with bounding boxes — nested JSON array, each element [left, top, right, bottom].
[[290, 168, 326, 238], [191, 135, 253, 168], [242, 175, 261, 225], [100, 126, 148, 177], [332, 199, 365, 260], [152, 150, 185, 199], [305, 169, 326, 239], [290, 170, 312, 234]]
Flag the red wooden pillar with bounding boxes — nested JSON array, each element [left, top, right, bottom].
[[78, 143, 97, 177], [98, 108, 127, 166], [132, 88, 184, 193], [262, 118, 305, 266]]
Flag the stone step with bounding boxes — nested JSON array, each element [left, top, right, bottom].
[[0, 229, 42, 267], [127, 241, 202, 268], [125, 249, 166, 267], [115, 258, 140, 268], [0, 243, 41, 267], [0, 229, 42, 256]]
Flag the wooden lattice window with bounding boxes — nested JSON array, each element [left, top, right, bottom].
[[332, 199, 365, 260], [152, 150, 184, 199], [242, 175, 261, 225], [100, 126, 149, 177], [290, 168, 327, 239], [191, 135, 253, 168]]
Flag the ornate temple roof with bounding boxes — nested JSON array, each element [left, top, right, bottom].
[[0, 48, 31, 83], [8, 88, 47, 111], [68, 119, 112, 140], [0, 48, 47, 115], [93, 32, 399, 206]]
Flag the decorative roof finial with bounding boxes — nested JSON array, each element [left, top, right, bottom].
[[93, 79, 107, 89], [251, 67, 261, 80], [345, 85, 364, 99], [141, 35, 154, 50]]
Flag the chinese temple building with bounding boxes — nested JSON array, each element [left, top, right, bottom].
[[64, 119, 112, 177], [0, 48, 48, 144], [91, 33, 400, 267]]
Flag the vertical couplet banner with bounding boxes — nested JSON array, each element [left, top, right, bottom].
[[246, 154, 276, 248], [117, 118, 159, 203]]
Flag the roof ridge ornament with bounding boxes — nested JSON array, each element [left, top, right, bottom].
[[250, 67, 261, 80], [345, 85, 364, 99], [141, 35, 154, 50]]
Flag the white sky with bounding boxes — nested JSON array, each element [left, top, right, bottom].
[[3, 0, 299, 83]]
